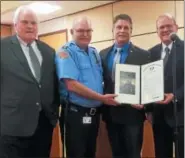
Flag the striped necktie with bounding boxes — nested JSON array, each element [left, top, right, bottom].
[[27, 43, 41, 82], [163, 46, 170, 67], [112, 48, 122, 81]]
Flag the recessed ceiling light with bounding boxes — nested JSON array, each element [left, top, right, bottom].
[[28, 2, 61, 14]]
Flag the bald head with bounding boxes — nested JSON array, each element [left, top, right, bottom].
[[72, 16, 92, 30], [13, 5, 38, 44], [70, 16, 93, 49]]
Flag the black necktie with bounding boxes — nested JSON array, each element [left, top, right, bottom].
[[163, 47, 170, 67], [27, 44, 41, 82]]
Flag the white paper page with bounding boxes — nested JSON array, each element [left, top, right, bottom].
[[141, 60, 164, 104]]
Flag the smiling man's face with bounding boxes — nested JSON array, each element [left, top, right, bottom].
[[156, 15, 178, 45]]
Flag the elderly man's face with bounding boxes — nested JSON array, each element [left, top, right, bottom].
[[156, 16, 178, 44], [71, 20, 92, 47], [15, 10, 38, 43]]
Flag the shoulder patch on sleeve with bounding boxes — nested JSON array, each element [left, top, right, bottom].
[[59, 51, 69, 58]]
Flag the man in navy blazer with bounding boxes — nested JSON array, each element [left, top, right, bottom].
[[100, 14, 150, 158], [148, 13, 184, 158]]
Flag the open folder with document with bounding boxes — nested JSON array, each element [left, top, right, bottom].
[[115, 60, 164, 104]]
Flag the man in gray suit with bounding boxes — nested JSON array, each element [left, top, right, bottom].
[[0, 5, 60, 158]]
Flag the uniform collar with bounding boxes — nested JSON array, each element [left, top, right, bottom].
[[71, 40, 90, 54]]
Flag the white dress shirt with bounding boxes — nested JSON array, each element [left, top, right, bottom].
[[161, 42, 173, 59], [17, 36, 43, 78]]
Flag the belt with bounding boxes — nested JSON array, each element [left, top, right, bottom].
[[68, 102, 101, 116]]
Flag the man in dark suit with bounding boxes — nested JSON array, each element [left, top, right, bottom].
[[0, 5, 60, 158], [100, 14, 150, 158], [148, 13, 184, 158]]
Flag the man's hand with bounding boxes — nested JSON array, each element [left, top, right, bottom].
[[102, 94, 120, 106], [145, 112, 152, 124], [156, 93, 174, 104], [131, 104, 144, 110]]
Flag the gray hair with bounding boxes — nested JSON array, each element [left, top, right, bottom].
[[13, 5, 38, 24]]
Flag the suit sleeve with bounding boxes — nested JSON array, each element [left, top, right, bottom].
[[52, 51, 60, 119]]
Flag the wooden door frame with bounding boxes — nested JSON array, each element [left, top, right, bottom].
[[38, 28, 68, 158], [38, 29, 68, 42]]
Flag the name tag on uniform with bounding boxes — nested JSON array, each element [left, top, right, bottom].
[[83, 116, 92, 124]]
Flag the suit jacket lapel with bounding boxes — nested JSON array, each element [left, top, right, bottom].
[[10, 35, 37, 83], [165, 39, 181, 75], [124, 43, 135, 64], [101, 45, 114, 83], [36, 40, 48, 83], [151, 44, 161, 62]]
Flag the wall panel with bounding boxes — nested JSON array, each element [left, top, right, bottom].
[[90, 40, 113, 52], [131, 33, 160, 50], [176, 1, 184, 27], [177, 28, 184, 40], [38, 16, 68, 36], [113, 1, 175, 35], [67, 4, 113, 42]]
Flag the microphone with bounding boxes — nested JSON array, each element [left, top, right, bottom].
[[169, 32, 178, 41], [170, 31, 179, 158]]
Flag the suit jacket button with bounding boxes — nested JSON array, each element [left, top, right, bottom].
[[36, 102, 40, 106], [39, 85, 41, 88]]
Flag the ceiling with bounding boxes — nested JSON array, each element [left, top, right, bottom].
[[1, 1, 115, 24]]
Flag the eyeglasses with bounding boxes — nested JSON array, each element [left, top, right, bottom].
[[74, 29, 93, 34]]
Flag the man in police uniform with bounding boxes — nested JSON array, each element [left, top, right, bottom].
[[55, 17, 118, 158]]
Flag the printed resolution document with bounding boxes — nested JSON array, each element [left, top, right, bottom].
[[115, 60, 164, 104]]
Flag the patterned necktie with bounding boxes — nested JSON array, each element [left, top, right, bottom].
[[27, 43, 41, 82], [112, 48, 122, 81], [163, 46, 170, 67]]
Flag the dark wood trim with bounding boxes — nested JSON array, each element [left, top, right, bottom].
[[38, 29, 68, 42], [1, 24, 12, 27]]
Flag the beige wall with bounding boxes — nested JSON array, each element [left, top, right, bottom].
[[38, 1, 184, 51]]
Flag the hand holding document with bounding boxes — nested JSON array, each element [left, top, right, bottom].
[[156, 93, 174, 104], [114, 60, 164, 105]]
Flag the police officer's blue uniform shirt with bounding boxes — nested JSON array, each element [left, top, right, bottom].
[[55, 41, 103, 108], [108, 42, 130, 72]]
